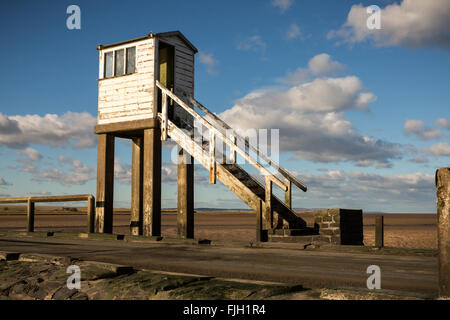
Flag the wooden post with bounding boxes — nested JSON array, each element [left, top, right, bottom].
[[143, 127, 162, 237], [209, 131, 216, 184], [177, 147, 194, 239], [256, 200, 268, 242], [87, 195, 95, 233], [95, 134, 115, 233], [161, 93, 168, 141], [375, 215, 384, 248], [27, 198, 34, 232], [436, 168, 450, 297], [264, 176, 273, 231], [285, 178, 292, 209], [230, 135, 236, 164], [131, 137, 144, 236]]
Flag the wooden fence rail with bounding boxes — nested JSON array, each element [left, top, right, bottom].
[[0, 194, 95, 233]]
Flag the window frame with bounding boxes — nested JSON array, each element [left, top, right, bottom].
[[101, 44, 137, 79]]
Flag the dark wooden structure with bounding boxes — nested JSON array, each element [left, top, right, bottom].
[[94, 31, 314, 241]]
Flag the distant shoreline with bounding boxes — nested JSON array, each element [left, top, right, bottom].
[[0, 204, 436, 215]]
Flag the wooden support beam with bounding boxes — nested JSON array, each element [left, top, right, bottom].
[[436, 168, 450, 298], [161, 93, 168, 141], [209, 130, 216, 184], [177, 147, 194, 239], [143, 127, 162, 237], [278, 178, 293, 229], [230, 134, 236, 164], [256, 200, 268, 242], [95, 134, 115, 233], [87, 195, 95, 233], [285, 178, 292, 209], [94, 118, 156, 135], [375, 215, 384, 248], [27, 199, 34, 232], [131, 137, 144, 236], [264, 176, 273, 230]]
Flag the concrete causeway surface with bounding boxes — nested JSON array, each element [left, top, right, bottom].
[[0, 232, 439, 299]]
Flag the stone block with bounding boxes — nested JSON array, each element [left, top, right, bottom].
[[312, 209, 363, 246]]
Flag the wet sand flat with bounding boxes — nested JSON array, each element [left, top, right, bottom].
[[0, 207, 437, 249]]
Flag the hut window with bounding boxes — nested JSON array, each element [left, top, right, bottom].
[[114, 49, 125, 76], [126, 47, 136, 74], [104, 52, 113, 78], [103, 46, 136, 79]]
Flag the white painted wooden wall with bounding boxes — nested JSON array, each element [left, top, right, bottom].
[[98, 38, 155, 125], [97, 34, 196, 126]]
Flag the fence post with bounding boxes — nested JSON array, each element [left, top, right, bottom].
[[375, 215, 384, 248], [27, 198, 34, 232], [436, 168, 450, 298]]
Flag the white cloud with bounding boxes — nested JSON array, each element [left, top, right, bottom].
[[198, 51, 218, 75], [436, 118, 450, 130], [272, 0, 293, 13], [298, 170, 435, 211], [403, 119, 424, 134], [114, 157, 132, 185], [21, 156, 96, 186], [15, 147, 42, 161], [286, 23, 301, 40], [422, 142, 450, 157], [409, 156, 429, 164], [219, 55, 402, 167], [404, 119, 444, 140], [328, 0, 450, 50], [307, 53, 346, 76], [280, 53, 347, 84], [237, 35, 267, 53], [0, 111, 97, 149], [27, 191, 52, 196], [162, 164, 178, 183]]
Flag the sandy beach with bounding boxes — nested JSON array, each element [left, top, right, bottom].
[[0, 206, 438, 249]]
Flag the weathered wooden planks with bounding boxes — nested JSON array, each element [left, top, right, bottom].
[[95, 134, 115, 233], [98, 39, 155, 125], [436, 168, 450, 297], [177, 147, 194, 239], [156, 82, 287, 191], [131, 137, 144, 236], [0, 194, 95, 233], [164, 116, 307, 230], [142, 127, 162, 237]]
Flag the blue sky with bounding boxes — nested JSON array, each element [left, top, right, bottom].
[[0, 0, 449, 212]]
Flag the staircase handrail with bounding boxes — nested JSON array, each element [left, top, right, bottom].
[[155, 80, 289, 192]]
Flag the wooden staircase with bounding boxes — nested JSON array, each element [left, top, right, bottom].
[[156, 81, 318, 240]]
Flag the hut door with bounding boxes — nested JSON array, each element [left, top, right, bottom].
[[158, 43, 175, 116]]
